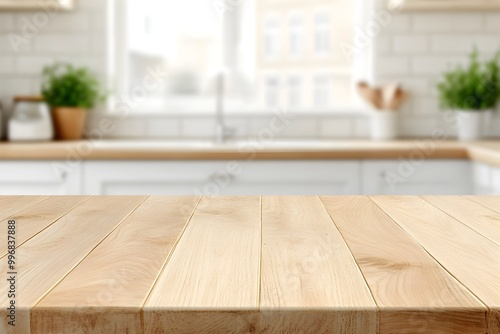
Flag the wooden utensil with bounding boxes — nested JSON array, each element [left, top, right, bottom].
[[382, 84, 400, 110], [357, 82, 383, 110]]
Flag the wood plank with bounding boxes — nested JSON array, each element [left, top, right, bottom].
[[371, 196, 499, 334], [259, 196, 377, 333], [0, 196, 147, 334], [464, 195, 500, 214], [0, 196, 47, 220], [143, 196, 261, 333], [0, 196, 90, 258], [423, 196, 500, 246], [321, 196, 486, 334], [31, 196, 200, 334]]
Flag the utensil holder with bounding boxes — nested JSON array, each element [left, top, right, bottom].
[[371, 110, 398, 141]]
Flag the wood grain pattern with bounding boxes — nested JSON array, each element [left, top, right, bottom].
[[423, 196, 500, 246], [321, 196, 486, 334], [464, 195, 500, 215], [0, 196, 147, 334], [143, 196, 261, 333], [371, 196, 499, 334], [260, 196, 377, 333], [0, 196, 499, 333], [0, 196, 90, 258], [31, 196, 200, 334], [0, 196, 47, 220]]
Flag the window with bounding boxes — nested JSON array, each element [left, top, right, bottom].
[[264, 76, 281, 108], [115, 0, 360, 114], [287, 75, 303, 108], [288, 14, 304, 58], [314, 10, 331, 56], [264, 15, 280, 59], [313, 74, 331, 107]]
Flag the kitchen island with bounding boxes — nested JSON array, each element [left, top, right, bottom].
[[0, 196, 498, 333]]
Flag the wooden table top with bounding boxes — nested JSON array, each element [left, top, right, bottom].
[[1, 140, 500, 167], [0, 196, 499, 334]]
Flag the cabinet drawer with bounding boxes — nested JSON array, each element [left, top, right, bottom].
[[0, 161, 81, 195], [83, 161, 360, 195], [362, 160, 472, 195]]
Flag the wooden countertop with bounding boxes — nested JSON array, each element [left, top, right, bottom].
[[1, 140, 500, 165], [0, 196, 498, 334]]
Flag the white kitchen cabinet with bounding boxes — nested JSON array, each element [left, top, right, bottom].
[[472, 162, 493, 195], [474, 162, 500, 195], [0, 161, 81, 195], [361, 160, 472, 195], [83, 161, 361, 195], [492, 166, 500, 195]]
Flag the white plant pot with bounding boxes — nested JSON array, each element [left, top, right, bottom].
[[456, 110, 487, 141], [371, 110, 398, 141]]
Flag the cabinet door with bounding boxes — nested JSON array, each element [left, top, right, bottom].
[[472, 162, 494, 195], [362, 160, 472, 195], [491, 166, 500, 195], [217, 161, 361, 195], [83, 161, 361, 195], [0, 161, 81, 195]]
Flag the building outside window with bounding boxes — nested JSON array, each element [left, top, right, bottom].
[[314, 10, 332, 56], [265, 76, 281, 108], [287, 75, 303, 108], [288, 13, 304, 58], [264, 15, 281, 60], [117, 0, 358, 114], [313, 74, 332, 107]]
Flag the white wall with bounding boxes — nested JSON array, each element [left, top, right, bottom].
[[0, 2, 500, 140]]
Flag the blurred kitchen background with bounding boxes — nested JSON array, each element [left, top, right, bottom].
[[2, 0, 500, 139], [0, 0, 500, 196]]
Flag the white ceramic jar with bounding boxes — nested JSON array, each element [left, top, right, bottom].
[[8, 97, 54, 142], [371, 110, 398, 141]]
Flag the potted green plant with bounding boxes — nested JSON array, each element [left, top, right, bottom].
[[42, 63, 103, 140], [437, 49, 500, 141]]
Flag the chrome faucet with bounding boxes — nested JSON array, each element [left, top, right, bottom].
[[215, 71, 235, 144]]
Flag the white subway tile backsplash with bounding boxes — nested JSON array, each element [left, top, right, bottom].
[[485, 14, 500, 32], [411, 56, 465, 75], [15, 56, 53, 74], [0, 56, 14, 74], [12, 12, 89, 33], [393, 35, 428, 54], [0, 77, 39, 97], [413, 14, 483, 33], [147, 118, 181, 138], [384, 14, 411, 33], [430, 35, 499, 54], [275, 118, 318, 139], [34, 34, 89, 53], [0, 14, 13, 32], [77, 0, 106, 10], [374, 57, 410, 76], [375, 36, 391, 55], [399, 116, 439, 137], [181, 119, 216, 138], [0, 35, 31, 53], [106, 118, 147, 138], [320, 118, 353, 138], [399, 78, 429, 97], [412, 97, 440, 116], [354, 117, 370, 138]]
